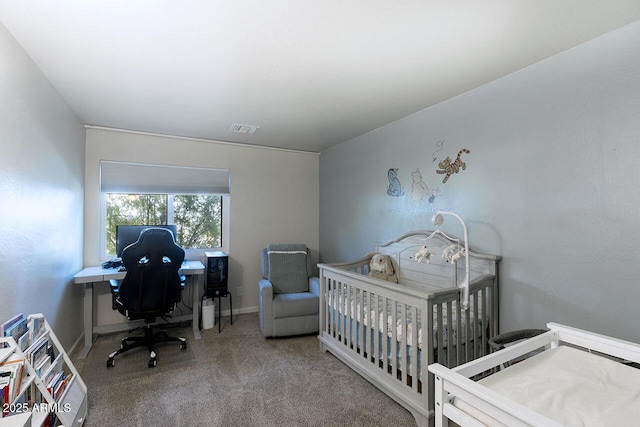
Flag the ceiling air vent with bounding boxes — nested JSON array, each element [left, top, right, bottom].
[[229, 123, 260, 135]]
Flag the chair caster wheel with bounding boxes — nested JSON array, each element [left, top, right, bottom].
[[107, 358, 115, 368], [148, 358, 157, 368], [180, 341, 187, 350]]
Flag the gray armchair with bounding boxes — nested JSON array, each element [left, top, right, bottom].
[[258, 244, 319, 337]]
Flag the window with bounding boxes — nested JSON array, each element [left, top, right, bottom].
[[105, 194, 223, 255], [100, 161, 230, 258]]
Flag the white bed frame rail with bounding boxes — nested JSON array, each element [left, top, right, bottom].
[[429, 323, 640, 427]]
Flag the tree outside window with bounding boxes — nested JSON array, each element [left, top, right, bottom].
[[105, 193, 222, 255]]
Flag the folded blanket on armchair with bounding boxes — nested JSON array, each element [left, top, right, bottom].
[[267, 243, 309, 294]]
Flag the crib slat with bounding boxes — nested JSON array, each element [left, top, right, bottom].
[[356, 290, 365, 356], [456, 298, 462, 364], [446, 300, 453, 368], [371, 294, 380, 367], [473, 291, 479, 360], [427, 299, 435, 368], [346, 284, 353, 347], [410, 305, 418, 391], [400, 303, 407, 385], [391, 299, 398, 380], [338, 281, 343, 343], [342, 283, 351, 346], [436, 303, 444, 366], [323, 277, 328, 337], [368, 291, 374, 361], [420, 300, 429, 408], [339, 282, 345, 343], [382, 295, 389, 374], [468, 298, 473, 363], [482, 287, 489, 354], [359, 290, 366, 359], [373, 293, 380, 366], [332, 279, 337, 340], [342, 283, 347, 344], [331, 280, 342, 339], [320, 273, 326, 342], [343, 282, 348, 344], [328, 278, 335, 339]]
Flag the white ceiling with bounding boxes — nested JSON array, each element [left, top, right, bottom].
[[2, 1, 640, 153]]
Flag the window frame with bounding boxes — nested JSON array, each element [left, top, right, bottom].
[[99, 192, 230, 260]]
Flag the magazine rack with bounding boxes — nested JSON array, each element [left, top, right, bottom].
[[0, 314, 87, 426]]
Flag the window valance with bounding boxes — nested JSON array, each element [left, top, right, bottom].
[[100, 161, 230, 194]]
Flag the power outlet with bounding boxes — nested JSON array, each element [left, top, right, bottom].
[[236, 286, 244, 297]]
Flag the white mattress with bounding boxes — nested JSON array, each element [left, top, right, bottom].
[[454, 346, 640, 426]]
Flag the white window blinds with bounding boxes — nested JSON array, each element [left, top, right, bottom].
[[100, 161, 230, 194]]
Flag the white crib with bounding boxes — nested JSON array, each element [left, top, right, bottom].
[[317, 230, 500, 426]]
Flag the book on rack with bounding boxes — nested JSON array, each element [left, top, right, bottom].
[[46, 370, 64, 399], [0, 356, 25, 410], [46, 371, 66, 427], [4, 317, 28, 351], [27, 314, 46, 344], [27, 334, 50, 368], [53, 373, 72, 400], [25, 381, 44, 409], [0, 314, 24, 338], [17, 332, 30, 352], [0, 372, 9, 417], [34, 356, 51, 377]]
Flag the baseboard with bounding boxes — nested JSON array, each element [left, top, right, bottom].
[[69, 332, 85, 357], [220, 305, 258, 317], [92, 308, 258, 335]]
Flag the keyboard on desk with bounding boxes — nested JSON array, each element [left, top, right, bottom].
[[102, 258, 188, 270], [101, 259, 122, 269]]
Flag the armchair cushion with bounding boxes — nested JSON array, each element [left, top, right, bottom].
[[273, 291, 319, 319], [266, 243, 309, 294]]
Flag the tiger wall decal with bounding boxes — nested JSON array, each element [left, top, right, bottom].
[[436, 148, 470, 184]]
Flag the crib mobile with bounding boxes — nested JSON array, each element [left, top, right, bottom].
[[410, 210, 471, 310]]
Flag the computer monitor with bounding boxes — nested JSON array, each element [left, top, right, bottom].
[[115, 225, 178, 257]]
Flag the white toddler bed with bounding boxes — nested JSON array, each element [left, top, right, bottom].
[[317, 231, 501, 426], [428, 323, 640, 426]]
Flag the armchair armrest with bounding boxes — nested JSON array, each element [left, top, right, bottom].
[[259, 279, 274, 336], [259, 279, 274, 300], [309, 276, 320, 296]]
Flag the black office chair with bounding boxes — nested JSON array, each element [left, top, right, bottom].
[[107, 228, 187, 368]]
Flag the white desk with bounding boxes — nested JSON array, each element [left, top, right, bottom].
[[73, 260, 205, 358]]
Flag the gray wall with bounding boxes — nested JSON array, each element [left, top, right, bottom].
[[320, 21, 640, 342], [0, 23, 85, 349], [85, 128, 319, 325]]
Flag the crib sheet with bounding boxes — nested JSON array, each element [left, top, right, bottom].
[[454, 346, 640, 426]]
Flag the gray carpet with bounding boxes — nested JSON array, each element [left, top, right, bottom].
[[73, 313, 416, 426], [81, 333, 197, 387]]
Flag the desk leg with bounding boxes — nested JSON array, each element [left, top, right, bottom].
[[78, 282, 95, 359], [192, 275, 201, 340]]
